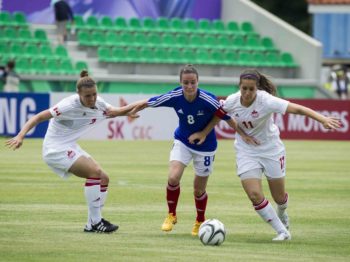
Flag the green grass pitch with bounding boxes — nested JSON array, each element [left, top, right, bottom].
[[0, 139, 349, 262]]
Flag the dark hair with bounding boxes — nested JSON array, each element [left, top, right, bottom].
[[239, 69, 277, 96], [179, 64, 199, 81], [7, 60, 15, 70], [76, 70, 96, 91]]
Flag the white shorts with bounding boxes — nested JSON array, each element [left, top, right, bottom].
[[236, 151, 286, 180], [170, 140, 215, 177], [42, 143, 90, 179]]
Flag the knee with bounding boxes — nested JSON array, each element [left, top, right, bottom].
[[88, 167, 104, 179], [100, 172, 109, 185], [247, 191, 264, 205]]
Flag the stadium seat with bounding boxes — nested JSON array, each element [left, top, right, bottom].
[[265, 51, 281, 67], [71, 15, 85, 30], [245, 35, 263, 51], [226, 21, 241, 35], [90, 31, 105, 46], [156, 17, 170, 32], [195, 49, 210, 64], [59, 60, 74, 75], [189, 34, 203, 48], [203, 35, 217, 49], [211, 50, 225, 64], [241, 21, 258, 36], [114, 17, 128, 31], [139, 47, 155, 63], [223, 50, 238, 65], [111, 46, 125, 62], [18, 29, 33, 43], [15, 57, 30, 74], [10, 42, 23, 57], [24, 44, 39, 58], [198, 19, 212, 34], [75, 61, 88, 72], [153, 48, 168, 63], [0, 11, 12, 26], [34, 29, 49, 43], [105, 31, 118, 46], [124, 47, 139, 62], [237, 50, 254, 66], [232, 35, 245, 50], [261, 37, 276, 51], [39, 45, 54, 59], [86, 16, 99, 30], [182, 49, 196, 64], [143, 17, 157, 32], [174, 33, 188, 48], [3, 28, 16, 42], [117, 31, 134, 47], [161, 33, 176, 48], [147, 33, 161, 47], [281, 52, 297, 67], [184, 19, 197, 33], [77, 31, 90, 46], [129, 17, 142, 32], [170, 18, 184, 33], [97, 47, 111, 62], [168, 48, 182, 64], [100, 16, 113, 30], [54, 45, 69, 61], [13, 12, 27, 26], [217, 35, 234, 50], [212, 20, 226, 35]]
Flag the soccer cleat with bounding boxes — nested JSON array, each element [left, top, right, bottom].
[[91, 218, 118, 233], [191, 220, 203, 236], [161, 213, 177, 232], [272, 231, 291, 241], [278, 212, 290, 230], [83, 225, 95, 233]]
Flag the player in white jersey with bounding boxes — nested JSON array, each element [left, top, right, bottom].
[[6, 70, 140, 234], [189, 69, 341, 241], [129, 64, 254, 236]]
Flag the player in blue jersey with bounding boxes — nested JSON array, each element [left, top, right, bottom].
[[128, 64, 255, 235]]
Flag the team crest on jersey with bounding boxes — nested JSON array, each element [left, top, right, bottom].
[[67, 150, 76, 159], [197, 110, 204, 116], [235, 113, 239, 117], [251, 110, 259, 118]]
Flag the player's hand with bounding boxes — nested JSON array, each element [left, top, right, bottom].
[[127, 111, 140, 119], [323, 117, 342, 130], [188, 132, 206, 145], [241, 135, 260, 146], [5, 136, 23, 150]]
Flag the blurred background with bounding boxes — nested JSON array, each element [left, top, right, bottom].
[[0, 0, 349, 140]]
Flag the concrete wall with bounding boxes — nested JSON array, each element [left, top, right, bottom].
[[221, 0, 322, 81]]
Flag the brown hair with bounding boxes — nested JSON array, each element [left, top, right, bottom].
[[76, 70, 96, 91], [239, 69, 277, 96], [7, 60, 15, 70], [179, 64, 199, 82]]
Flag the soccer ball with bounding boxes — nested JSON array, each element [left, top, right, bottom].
[[198, 219, 226, 246]]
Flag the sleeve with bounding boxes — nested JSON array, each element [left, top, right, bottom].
[[222, 94, 236, 114], [49, 98, 72, 119], [96, 96, 112, 110], [147, 91, 176, 108], [263, 92, 289, 114]]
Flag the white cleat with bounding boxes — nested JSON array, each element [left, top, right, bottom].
[[272, 231, 291, 241]]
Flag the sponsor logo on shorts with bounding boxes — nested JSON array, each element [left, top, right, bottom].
[[67, 150, 76, 159]]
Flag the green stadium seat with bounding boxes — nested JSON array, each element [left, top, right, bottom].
[[3, 28, 16, 42], [139, 47, 155, 63], [100, 16, 113, 30], [184, 19, 197, 33], [153, 48, 168, 63], [39, 45, 54, 59], [124, 47, 139, 62], [203, 35, 217, 49], [30, 58, 45, 74], [245, 35, 263, 51], [55, 45, 69, 61], [77, 31, 90, 46], [232, 35, 245, 50], [111, 47, 125, 62], [24, 44, 39, 58], [46, 58, 60, 74], [211, 50, 224, 64], [72, 15, 85, 29], [156, 17, 170, 32], [182, 49, 196, 64], [281, 52, 297, 67], [261, 37, 277, 51], [34, 29, 49, 43], [0, 11, 12, 26], [97, 47, 111, 62], [86, 16, 99, 30], [60, 60, 74, 74], [212, 20, 226, 34], [161, 33, 176, 48], [168, 48, 182, 64], [198, 19, 212, 34], [226, 21, 241, 35], [174, 33, 188, 48], [15, 57, 30, 74], [241, 21, 257, 36], [18, 29, 33, 43], [265, 51, 281, 67], [114, 17, 127, 31], [143, 17, 156, 31], [75, 61, 88, 72], [133, 32, 147, 47], [189, 34, 203, 48], [195, 49, 210, 64], [129, 17, 142, 32], [13, 12, 27, 26], [237, 50, 254, 66], [217, 35, 233, 50], [10, 43, 23, 57], [147, 33, 161, 47], [223, 50, 238, 65], [105, 31, 118, 46], [118, 31, 134, 47], [252, 51, 267, 67], [169, 18, 184, 33], [90, 31, 105, 46]]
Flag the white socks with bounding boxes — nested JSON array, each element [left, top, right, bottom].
[[254, 198, 288, 234], [84, 178, 102, 225]]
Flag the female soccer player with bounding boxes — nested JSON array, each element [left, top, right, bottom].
[[6, 70, 140, 233], [130, 64, 254, 236], [188, 69, 341, 241]]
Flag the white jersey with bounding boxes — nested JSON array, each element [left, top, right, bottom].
[[223, 90, 289, 158], [43, 94, 111, 149]]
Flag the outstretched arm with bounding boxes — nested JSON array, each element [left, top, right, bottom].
[[189, 116, 259, 146], [6, 110, 52, 150], [106, 99, 149, 118], [287, 102, 341, 129]]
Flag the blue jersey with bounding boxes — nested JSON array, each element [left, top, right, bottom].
[[148, 87, 229, 152]]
